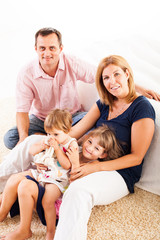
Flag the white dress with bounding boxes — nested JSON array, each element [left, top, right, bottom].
[[31, 137, 76, 193]]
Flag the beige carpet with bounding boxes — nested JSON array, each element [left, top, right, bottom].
[[0, 97, 160, 240]]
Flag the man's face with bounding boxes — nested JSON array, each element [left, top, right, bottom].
[[35, 33, 63, 68]]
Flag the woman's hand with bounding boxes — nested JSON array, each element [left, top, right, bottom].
[[35, 163, 48, 173], [69, 161, 99, 181]]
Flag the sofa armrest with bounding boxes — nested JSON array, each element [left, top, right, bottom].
[[135, 99, 160, 195]]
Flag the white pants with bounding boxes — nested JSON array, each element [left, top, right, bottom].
[[0, 135, 45, 192], [54, 171, 129, 240]]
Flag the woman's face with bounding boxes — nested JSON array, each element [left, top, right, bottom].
[[102, 64, 129, 99]]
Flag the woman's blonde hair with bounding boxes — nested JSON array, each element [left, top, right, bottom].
[[85, 125, 123, 160], [96, 55, 137, 108], [44, 109, 72, 134]]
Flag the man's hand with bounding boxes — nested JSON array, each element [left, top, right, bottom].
[[16, 134, 28, 146], [136, 84, 160, 101], [16, 112, 30, 146], [143, 89, 160, 101]]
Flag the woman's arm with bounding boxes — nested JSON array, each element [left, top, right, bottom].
[[70, 103, 100, 139], [70, 118, 155, 180], [135, 84, 160, 101]]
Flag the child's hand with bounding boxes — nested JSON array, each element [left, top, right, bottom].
[[66, 146, 80, 169], [48, 137, 59, 150], [35, 163, 48, 173], [41, 138, 50, 151]]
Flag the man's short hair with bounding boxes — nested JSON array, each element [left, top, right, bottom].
[[35, 27, 62, 46]]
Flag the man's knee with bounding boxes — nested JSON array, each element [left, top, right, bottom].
[[72, 112, 87, 126], [3, 128, 19, 150]]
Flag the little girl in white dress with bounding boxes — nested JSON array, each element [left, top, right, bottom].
[[30, 109, 78, 193], [31, 134, 76, 192]]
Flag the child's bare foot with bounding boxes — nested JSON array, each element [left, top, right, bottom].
[[0, 228, 32, 240], [46, 231, 55, 240]]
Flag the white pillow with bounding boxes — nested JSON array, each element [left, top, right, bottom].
[[77, 81, 99, 111], [135, 99, 160, 195]]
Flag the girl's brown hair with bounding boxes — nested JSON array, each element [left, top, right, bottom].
[[85, 124, 123, 160], [44, 109, 72, 134]]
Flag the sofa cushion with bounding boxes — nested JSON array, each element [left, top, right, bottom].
[[77, 81, 98, 111], [135, 99, 160, 195]]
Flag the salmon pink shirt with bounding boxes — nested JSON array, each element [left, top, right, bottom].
[[16, 53, 96, 120]]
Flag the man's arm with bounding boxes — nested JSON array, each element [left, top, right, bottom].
[[68, 54, 96, 84], [72, 56, 160, 101], [135, 84, 160, 101], [16, 112, 29, 145]]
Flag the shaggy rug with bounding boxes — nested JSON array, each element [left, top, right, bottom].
[[0, 97, 160, 239]]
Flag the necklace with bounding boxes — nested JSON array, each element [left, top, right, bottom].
[[109, 102, 127, 120]]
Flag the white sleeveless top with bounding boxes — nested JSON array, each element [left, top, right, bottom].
[[31, 137, 76, 193]]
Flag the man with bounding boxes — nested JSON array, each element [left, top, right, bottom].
[[3, 27, 160, 150], [4, 28, 96, 149]]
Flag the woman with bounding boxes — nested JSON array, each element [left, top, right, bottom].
[[54, 55, 155, 240]]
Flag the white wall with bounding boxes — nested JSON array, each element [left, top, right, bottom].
[[0, 0, 160, 98]]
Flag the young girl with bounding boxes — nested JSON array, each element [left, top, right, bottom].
[[0, 124, 122, 240], [30, 108, 79, 192], [67, 125, 123, 175]]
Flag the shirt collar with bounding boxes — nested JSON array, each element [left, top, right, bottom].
[[58, 52, 65, 71], [33, 52, 65, 80]]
